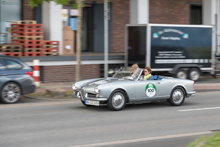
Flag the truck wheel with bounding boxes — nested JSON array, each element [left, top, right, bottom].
[[188, 68, 200, 81], [176, 69, 187, 79], [107, 90, 126, 111]]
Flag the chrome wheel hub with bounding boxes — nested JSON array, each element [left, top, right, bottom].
[[2, 84, 20, 103], [8, 91, 15, 98], [112, 93, 125, 108], [172, 89, 183, 104]]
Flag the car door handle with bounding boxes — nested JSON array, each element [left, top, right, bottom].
[[155, 82, 160, 84]]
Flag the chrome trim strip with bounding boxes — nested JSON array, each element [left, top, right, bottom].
[[187, 91, 196, 97], [84, 97, 108, 101], [187, 91, 196, 95]]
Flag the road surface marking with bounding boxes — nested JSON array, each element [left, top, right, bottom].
[[179, 107, 220, 112], [67, 131, 213, 147], [0, 101, 79, 109]]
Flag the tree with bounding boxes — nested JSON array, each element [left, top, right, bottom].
[[29, 0, 83, 82]]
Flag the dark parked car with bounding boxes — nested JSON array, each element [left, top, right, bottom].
[[0, 55, 35, 103]]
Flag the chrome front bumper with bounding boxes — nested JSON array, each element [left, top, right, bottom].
[[72, 91, 107, 101], [187, 91, 196, 97]]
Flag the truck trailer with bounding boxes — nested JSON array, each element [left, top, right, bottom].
[[126, 24, 215, 81]]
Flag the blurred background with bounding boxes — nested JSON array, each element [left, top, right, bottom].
[[0, 0, 220, 83]]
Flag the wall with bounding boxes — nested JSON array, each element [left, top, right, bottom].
[[85, 0, 129, 53], [23, 0, 35, 20], [149, 0, 202, 24], [43, 64, 100, 83]]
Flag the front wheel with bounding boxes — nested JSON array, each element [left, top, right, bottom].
[[0, 82, 21, 104], [168, 88, 185, 106], [107, 90, 127, 111]]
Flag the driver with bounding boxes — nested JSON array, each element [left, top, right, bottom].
[[144, 66, 154, 80]]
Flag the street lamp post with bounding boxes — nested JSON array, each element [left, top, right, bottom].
[[104, 0, 108, 78]]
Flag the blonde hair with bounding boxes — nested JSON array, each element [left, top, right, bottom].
[[132, 64, 139, 69]]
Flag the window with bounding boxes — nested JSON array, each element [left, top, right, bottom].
[[190, 5, 202, 24], [0, 60, 6, 71], [4, 60, 22, 70]]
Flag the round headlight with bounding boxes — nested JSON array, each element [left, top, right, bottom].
[[94, 86, 100, 93], [72, 84, 76, 90]]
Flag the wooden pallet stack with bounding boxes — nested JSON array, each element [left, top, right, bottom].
[[10, 20, 44, 56], [0, 44, 23, 56], [43, 41, 59, 56]]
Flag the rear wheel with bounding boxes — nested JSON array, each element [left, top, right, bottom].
[[168, 87, 185, 106], [107, 90, 127, 111], [188, 68, 200, 81], [176, 69, 187, 79], [0, 82, 21, 104]]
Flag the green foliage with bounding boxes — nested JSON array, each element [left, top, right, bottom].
[[73, 1, 84, 9], [28, 0, 84, 8], [187, 132, 220, 147], [187, 136, 209, 147]]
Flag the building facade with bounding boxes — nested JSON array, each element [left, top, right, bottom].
[[1, 0, 219, 83]]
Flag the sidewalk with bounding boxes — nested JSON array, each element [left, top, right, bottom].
[[34, 81, 220, 94]]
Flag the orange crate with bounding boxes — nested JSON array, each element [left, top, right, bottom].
[[3, 52, 22, 57], [24, 44, 43, 48], [24, 48, 43, 52], [11, 32, 43, 36], [11, 36, 44, 40], [43, 45, 59, 48], [24, 52, 43, 56], [43, 41, 59, 45], [11, 40, 24, 45], [43, 48, 59, 52], [19, 24, 43, 29], [11, 28, 43, 33]]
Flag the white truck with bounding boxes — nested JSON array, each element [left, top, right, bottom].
[[126, 24, 216, 81]]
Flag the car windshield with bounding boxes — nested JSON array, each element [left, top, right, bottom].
[[113, 67, 143, 80]]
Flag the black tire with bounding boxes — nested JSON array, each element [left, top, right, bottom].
[[81, 99, 93, 107], [0, 82, 21, 104], [188, 68, 200, 81], [176, 69, 187, 79], [107, 90, 127, 111], [168, 87, 185, 106]]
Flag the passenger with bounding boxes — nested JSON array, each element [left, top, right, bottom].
[[131, 64, 139, 79], [131, 64, 139, 73], [144, 66, 154, 80]]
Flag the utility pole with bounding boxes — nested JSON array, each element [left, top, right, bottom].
[[104, 0, 108, 78]]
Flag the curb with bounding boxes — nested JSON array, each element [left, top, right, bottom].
[[23, 95, 78, 101]]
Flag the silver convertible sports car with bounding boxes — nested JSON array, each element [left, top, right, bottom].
[[72, 67, 196, 111]]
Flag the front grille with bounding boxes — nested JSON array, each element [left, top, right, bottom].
[[88, 93, 96, 97], [80, 89, 86, 96]]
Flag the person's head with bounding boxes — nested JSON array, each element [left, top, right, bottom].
[[144, 66, 152, 75], [131, 64, 139, 72]]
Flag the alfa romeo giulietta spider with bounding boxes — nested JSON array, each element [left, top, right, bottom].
[[72, 67, 195, 111]]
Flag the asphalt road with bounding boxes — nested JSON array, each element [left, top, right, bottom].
[[0, 91, 220, 147]]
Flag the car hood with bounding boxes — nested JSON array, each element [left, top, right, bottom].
[[79, 77, 131, 93]]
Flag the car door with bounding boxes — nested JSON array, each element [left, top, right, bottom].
[[134, 79, 161, 100], [0, 59, 7, 86]]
